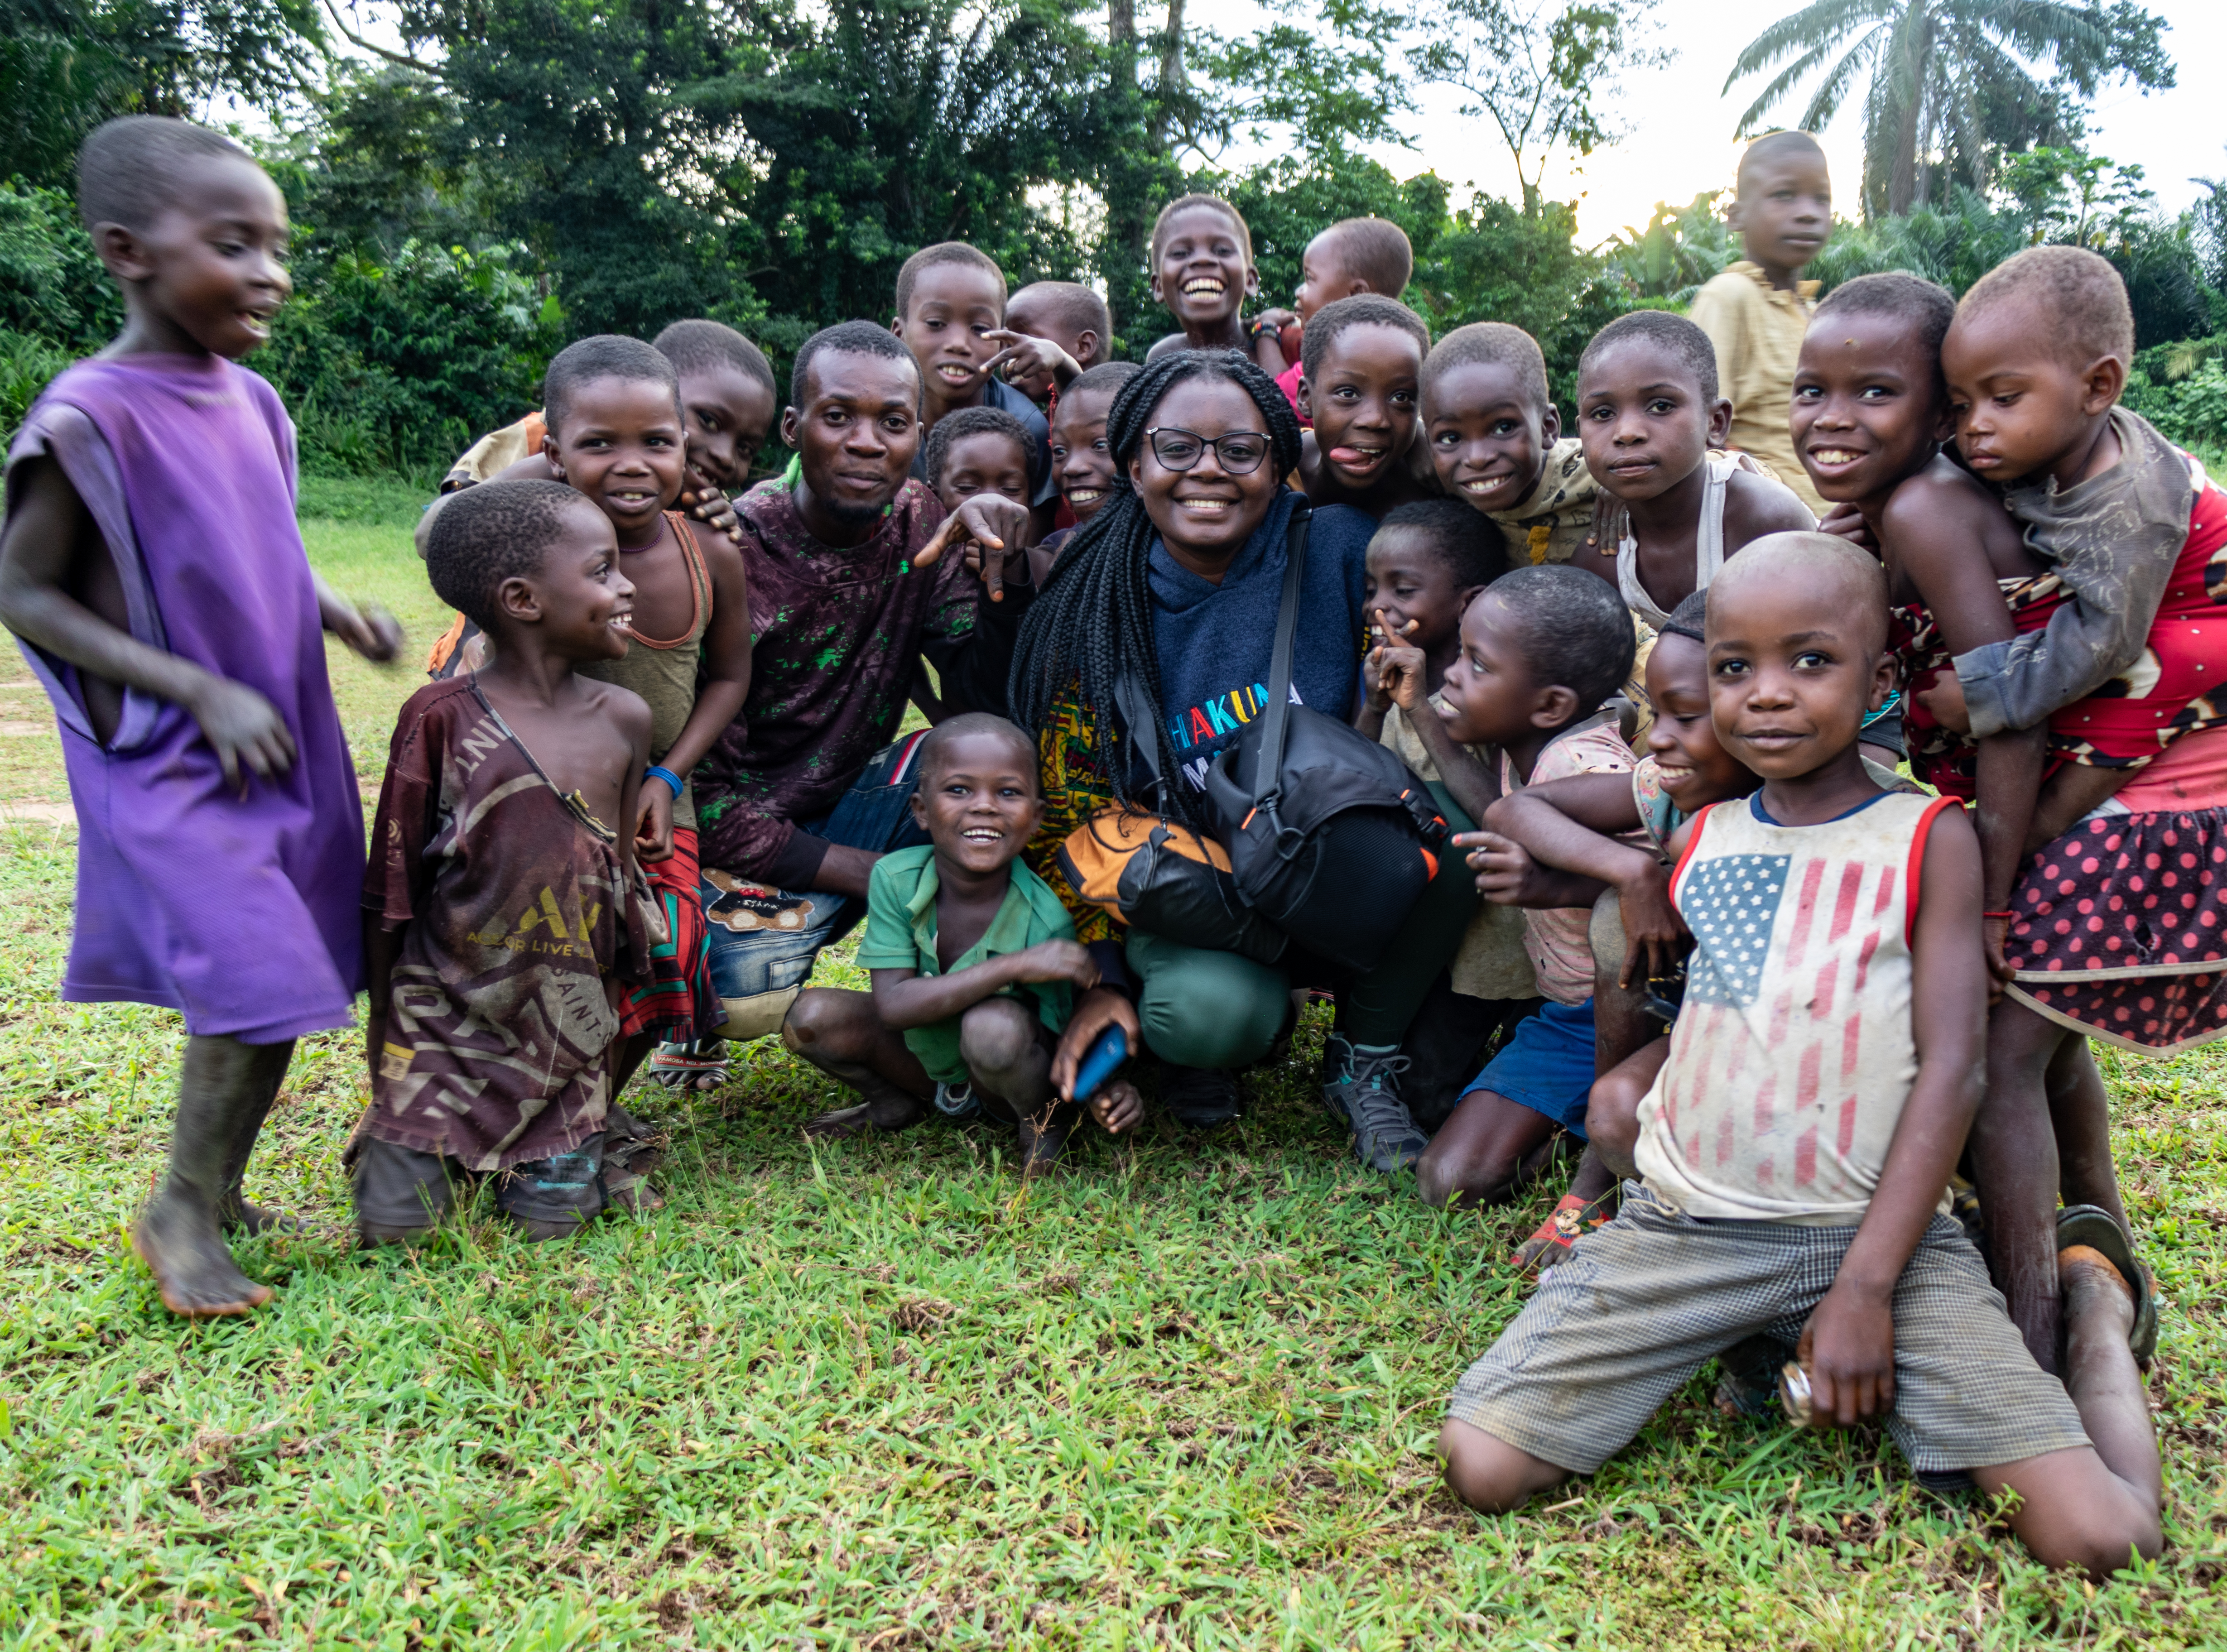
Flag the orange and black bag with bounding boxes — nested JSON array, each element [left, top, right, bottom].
[[1056, 805, 1288, 965]]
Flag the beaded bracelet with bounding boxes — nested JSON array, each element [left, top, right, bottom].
[[645, 764, 683, 799]]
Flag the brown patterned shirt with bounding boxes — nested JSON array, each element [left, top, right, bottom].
[[365, 679, 650, 1170]]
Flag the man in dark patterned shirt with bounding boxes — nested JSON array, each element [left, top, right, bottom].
[[684, 322, 1034, 1128]]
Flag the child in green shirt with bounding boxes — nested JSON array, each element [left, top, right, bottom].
[[855, 713, 1130, 1172]]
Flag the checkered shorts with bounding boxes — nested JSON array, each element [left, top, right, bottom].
[[1447, 1186, 2091, 1475]]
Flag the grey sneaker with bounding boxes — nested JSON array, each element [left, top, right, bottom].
[[1333, 1048, 1426, 1173]]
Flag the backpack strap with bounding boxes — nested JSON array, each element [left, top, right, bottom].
[[1114, 672, 1163, 796], [1251, 502, 1312, 814]]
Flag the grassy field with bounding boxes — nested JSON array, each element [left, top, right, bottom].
[[1, 475, 2223, 1649]]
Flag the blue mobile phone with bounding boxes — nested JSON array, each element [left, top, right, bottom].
[[1072, 1025, 1129, 1102]]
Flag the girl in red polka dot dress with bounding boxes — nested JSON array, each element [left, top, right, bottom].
[[1927, 251, 2224, 1369]]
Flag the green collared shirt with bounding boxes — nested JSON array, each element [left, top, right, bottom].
[[857, 845, 1077, 1084]]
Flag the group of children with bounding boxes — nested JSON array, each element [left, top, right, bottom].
[[3, 114, 2213, 1579]]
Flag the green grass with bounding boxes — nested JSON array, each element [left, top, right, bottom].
[[2, 474, 2224, 1647]]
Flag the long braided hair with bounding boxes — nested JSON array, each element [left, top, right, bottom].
[[1007, 349, 1303, 826]]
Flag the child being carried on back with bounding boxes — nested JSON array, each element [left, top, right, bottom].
[[856, 714, 1140, 1173], [358, 481, 660, 1244], [1439, 533, 2166, 1582], [1796, 254, 2227, 1369]]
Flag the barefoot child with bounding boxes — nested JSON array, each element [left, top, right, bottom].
[[359, 481, 659, 1243], [1687, 130, 1834, 515], [1479, 589, 1762, 1266], [1399, 567, 1641, 1210], [528, 336, 754, 1094], [848, 713, 1133, 1173], [1903, 250, 2227, 1367], [1565, 311, 1815, 629], [1439, 533, 2165, 1582], [0, 117, 402, 1316], [1295, 295, 1436, 516], [1328, 500, 1520, 1168]]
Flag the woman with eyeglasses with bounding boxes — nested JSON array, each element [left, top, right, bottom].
[[1008, 349, 1454, 1134]]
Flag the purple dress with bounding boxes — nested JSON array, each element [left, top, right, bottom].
[[5, 354, 364, 1042]]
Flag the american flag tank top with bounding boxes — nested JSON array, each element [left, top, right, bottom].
[[1634, 789, 1962, 1224]]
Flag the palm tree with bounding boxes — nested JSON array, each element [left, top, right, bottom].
[[1724, 0, 2156, 218]]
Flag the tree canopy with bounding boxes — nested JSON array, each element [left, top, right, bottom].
[[1, 0, 2216, 474], [1725, 0, 2174, 217]]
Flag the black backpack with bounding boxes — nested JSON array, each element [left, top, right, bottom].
[[1201, 507, 1448, 971]]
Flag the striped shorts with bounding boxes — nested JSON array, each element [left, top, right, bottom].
[[1447, 1186, 2091, 1476]]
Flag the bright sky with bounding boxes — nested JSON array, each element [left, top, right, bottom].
[[1193, 0, 2225, 247]]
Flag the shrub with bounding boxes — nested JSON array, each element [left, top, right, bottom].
[[0, 179, 122, 351], [2126, 337, 2227, 457], [0, 327, 74, 446], [255, 238, 565, 479], [1604, 193, 1736, 303], [0, 180, 120, 440], [1418, 195, 1631, 419]]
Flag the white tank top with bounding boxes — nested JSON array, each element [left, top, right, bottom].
[[1615, 449, 1771, 629], [1633, 789, 1961, 1225]]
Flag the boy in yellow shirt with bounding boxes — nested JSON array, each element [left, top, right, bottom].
[[1687, 131, 1833, 515]]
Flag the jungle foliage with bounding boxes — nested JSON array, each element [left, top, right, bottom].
[[0, 0, 2218, 474]]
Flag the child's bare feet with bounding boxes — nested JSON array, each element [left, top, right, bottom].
[[804, 1083, 928, 1138], [132, 1190, 271, 1316], [1089, 1078, 1144, 1134]]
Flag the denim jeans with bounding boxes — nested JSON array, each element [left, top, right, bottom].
[[699, 732, 930, 1039]]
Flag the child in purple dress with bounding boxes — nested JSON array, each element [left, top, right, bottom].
[[0, 118, 401, 1316]]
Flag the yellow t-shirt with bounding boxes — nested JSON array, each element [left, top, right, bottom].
[[1687, 263, 1824, 515]]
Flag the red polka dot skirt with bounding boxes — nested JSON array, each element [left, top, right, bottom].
[[2008, 808, 2227, 1053]]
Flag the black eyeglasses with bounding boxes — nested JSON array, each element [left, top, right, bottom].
[[1143, 426, 1272, 475]]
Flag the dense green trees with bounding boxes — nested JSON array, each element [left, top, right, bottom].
[[2, 0, 2220, 473], [1725, 0, 2174, 217], [2, 0, 326, 189]]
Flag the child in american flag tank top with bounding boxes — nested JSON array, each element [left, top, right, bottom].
[[1438, 533, 2165, 1578], [1634, 789, 1959, 1220]]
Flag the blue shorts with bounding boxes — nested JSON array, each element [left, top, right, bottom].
[[700, 734, 931, 1039], [1463, 998, 1596, 1138]]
